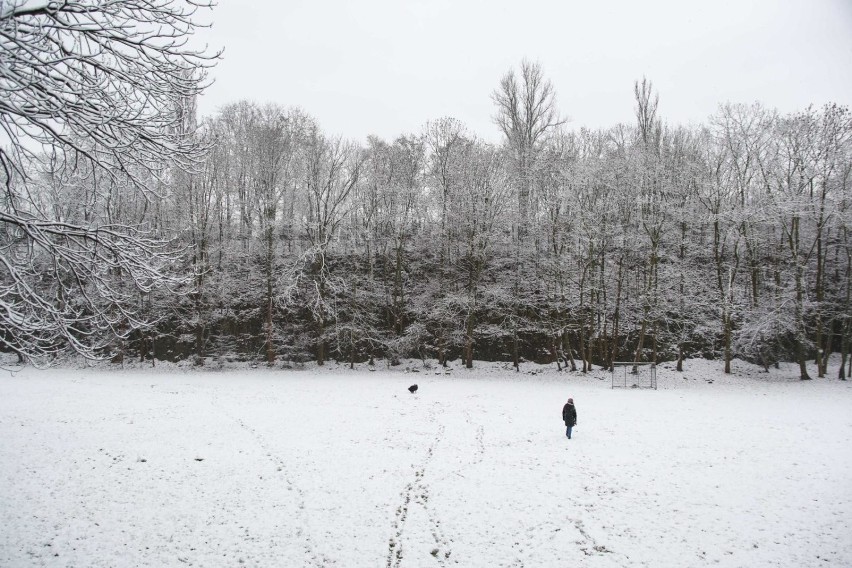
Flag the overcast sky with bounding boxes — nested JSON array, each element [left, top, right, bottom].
[[195, 0, 852, 142]]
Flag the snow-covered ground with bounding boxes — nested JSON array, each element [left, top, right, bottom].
[[1, 357, 850, 567]]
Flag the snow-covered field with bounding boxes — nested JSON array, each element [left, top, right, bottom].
[[1, 358, 850, 567]]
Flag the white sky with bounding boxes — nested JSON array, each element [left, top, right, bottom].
[[194, 0, 852, 142]]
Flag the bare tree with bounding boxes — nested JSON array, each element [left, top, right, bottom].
[[301, 130, 363, 365], [535, 132, 575, 369], [0, 0, 219, 362], [424, 117, 467, 365], [698, 117, 742, 375], [454, 140, 510, 368], [492, 59, 565, 235], [634, 77, 661, 147], [182, 120, 222, 364], [251, 104, 303, 364], [0, 0, 217, 190], [631, 78, 665, 368]]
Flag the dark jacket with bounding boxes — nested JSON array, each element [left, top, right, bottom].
[[562, 402, 577, 426]]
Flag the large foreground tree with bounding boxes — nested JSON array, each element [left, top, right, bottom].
[[0, 0, 218, 362]]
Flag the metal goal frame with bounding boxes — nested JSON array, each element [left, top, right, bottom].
[[611, 362, 657, 390]]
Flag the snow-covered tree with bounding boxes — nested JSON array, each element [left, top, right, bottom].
[[300, 130, 363, 365], [0, 0, 218, 362], [492, 59, 565, 236]]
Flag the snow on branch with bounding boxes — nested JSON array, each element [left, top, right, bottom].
[[0, 209, 186, 362], [0, 0, 219, 193], [0, 0, 218, 362]]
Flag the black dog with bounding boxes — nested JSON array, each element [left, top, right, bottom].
[[408, 384, 418, 394]]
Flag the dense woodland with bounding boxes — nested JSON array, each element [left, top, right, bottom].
[[1, 4, 850, 379]]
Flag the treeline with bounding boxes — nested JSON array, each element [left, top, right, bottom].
[[11, 64, 852, 379]]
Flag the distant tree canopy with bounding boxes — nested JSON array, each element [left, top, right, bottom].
[[2, 45, 851, 379]]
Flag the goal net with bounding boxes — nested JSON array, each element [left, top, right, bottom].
[[611, 362, 657, 390]]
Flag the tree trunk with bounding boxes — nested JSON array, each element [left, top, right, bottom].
[[790, 217, 811, 380], [610, 306, 620, 371], [609, 256, 624, 371], [550, 335, 560, 370], [633, 318, 648, 366], [193, 237, 207, 365], [814, 182, 829, 377], [113, 339, 125, 367], [723, 314, 732, 375], [823, 333, 833, 377], [195, 319, 206, 366], [578, 326, 588, 373], [393, 239, 405, 336], [713, 219, 737, 375], [350, 328, 355, 370], [317, 316, 325, 366], [512, 324, 520, 372], [464, 313, 474, 369], [585, 309, 595, 371], [265, 225, 275, 365], [848, 343, 852, 378], [815, 255, 825, 377], [652, 321, 658, 364], [634, 244, 657, 368], [562, 331, 577, 371], [793, 276, 811, 381], [842, 247, 851, 380], [796, 341, 810, 380]]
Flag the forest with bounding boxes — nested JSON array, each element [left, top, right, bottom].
[[1, 3, 850, 379]]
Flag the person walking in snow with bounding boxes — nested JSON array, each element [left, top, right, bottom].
[[562, 398, 577, 439]]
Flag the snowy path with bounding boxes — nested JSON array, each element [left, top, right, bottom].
[[1, 360, 851, 567]]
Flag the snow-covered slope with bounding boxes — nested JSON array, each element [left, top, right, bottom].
[[1, 358, 850, 567]]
